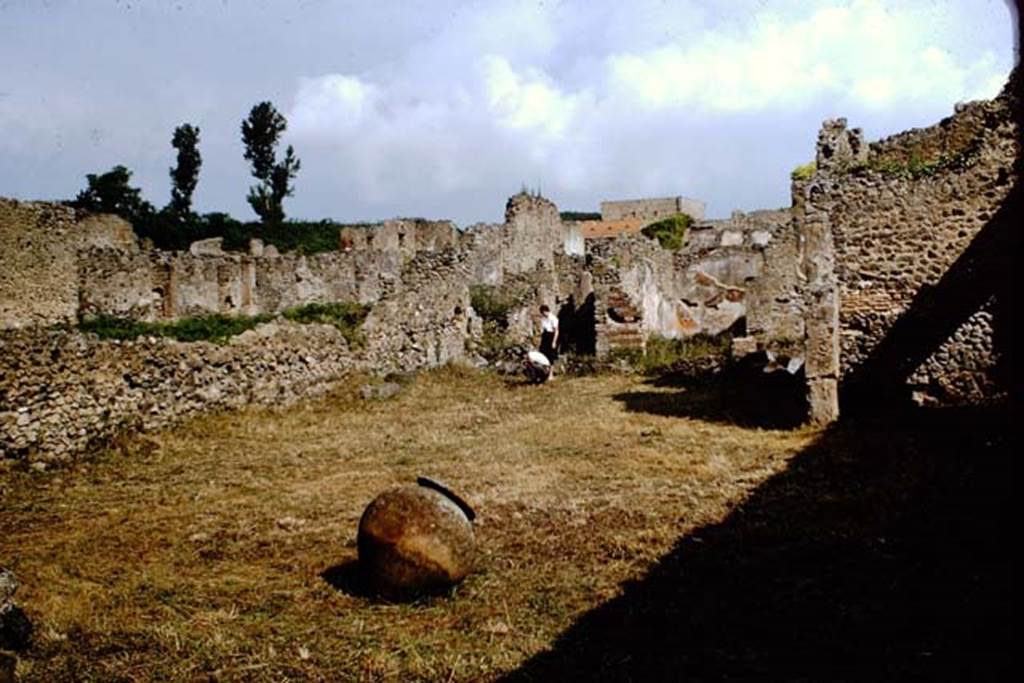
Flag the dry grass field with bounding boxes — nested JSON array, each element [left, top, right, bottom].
[[1, 366, 1013, 681]]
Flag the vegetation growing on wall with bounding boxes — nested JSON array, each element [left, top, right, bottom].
[[78, 302, 370, 345], [281, 302, 371, 347], [469, 285, 512, 327], [469, 284, 523, 361], [78, 313, 274, 343], [864, 138, 983, 180], [641, 214, 692, 251], [790, 161, 817, 181]]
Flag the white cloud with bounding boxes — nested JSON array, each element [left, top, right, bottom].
[[606, 0, 1007, 111], [290, 75, 380, 136], [283, 0, 1012, 220], [481, 56, 588, 139]]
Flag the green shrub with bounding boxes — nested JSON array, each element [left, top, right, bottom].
[[469, 285, 531, 362], [790, 161, 817, 181], [469, 285, 512, 329], [281, 302, 370, 347], [641, 214, 692, 251], [475, 321, 522, 362]]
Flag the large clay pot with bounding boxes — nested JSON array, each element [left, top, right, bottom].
[[357, 478, 476, 599]]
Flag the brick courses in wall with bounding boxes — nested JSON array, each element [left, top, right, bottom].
[[797, 85, 1017, 417]]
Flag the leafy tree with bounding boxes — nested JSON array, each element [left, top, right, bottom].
[[169, 123, 202, 218], [241, 101, 301, 225], [72, 165, 154, 225]]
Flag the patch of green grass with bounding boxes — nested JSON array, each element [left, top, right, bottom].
[[641, 214, 692, 251], [790, 161, 817, 181], [281, 302, 370, 347], [78, 313, 274, 343], [621, 334, 733, 375], [78, 302, 370, 345]]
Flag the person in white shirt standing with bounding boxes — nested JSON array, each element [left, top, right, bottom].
[[538, 304, 560, 377]]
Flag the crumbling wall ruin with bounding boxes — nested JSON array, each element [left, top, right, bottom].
[[600, 196, 706, 222], [0, 191, 584, 463], [0, 322, 358, 464], [363, 249, 473, 371], [2, 75, 1018, 462], [797, 84, 1018, 420], [0, 200, 82, 328], [583, 208, 799, 357]]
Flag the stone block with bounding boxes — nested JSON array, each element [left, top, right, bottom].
[[807, 378, 839, 424], [188, 237, 224, 256]]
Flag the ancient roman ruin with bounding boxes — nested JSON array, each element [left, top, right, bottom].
[[1, 74, 1017, 465]]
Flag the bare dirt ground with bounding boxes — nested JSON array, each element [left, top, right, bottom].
[[1, 367, 1013, 681]]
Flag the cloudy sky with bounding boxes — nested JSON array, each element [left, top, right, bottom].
[[0, 0, 1016, 225]]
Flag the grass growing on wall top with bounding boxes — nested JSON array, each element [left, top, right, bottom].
[[281, 302, 371, 347], [78, 313, 274, 343], [78, 302, 371, 345], [790, 161, 817, 181], [641, 214, 692, 251]]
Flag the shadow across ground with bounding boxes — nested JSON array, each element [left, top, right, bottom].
[[614, 363, 808, 430], [504, 402, 1014, 681]]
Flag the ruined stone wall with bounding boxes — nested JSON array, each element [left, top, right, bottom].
[[600, 196, 706, 221], [744, 220, 805, 351], [1, 182, 818, 460], [799, 88, 1017, 415], [502, 193, 568, 274], [0, 200, 81, 328], [362, 248, 473, 371], [459, 224, 504, 286], [1, 242, 481, 464], [0, 322, 358, 464], [3, 190, 581, 334], [583, 204, 797, 358], [339, 219, 457, 257]]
